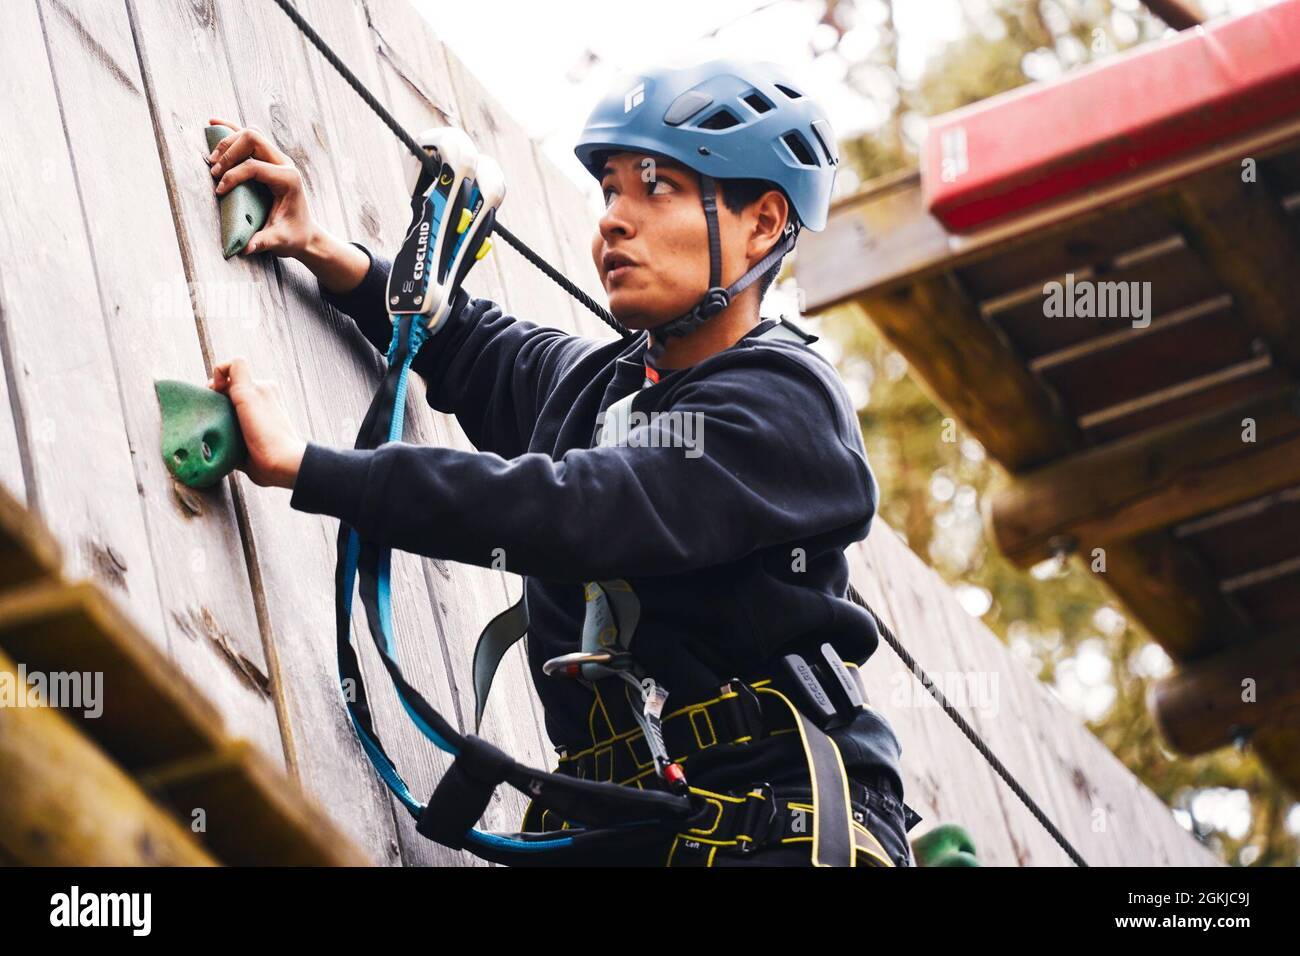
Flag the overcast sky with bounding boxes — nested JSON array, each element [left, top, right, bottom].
[[417, 0, 1277, 198], [414, 0, 969, 194]]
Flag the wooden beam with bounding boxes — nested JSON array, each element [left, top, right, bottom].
[[0, 579, 231, 768], [0, 644, 216, 865], [138, 739, 373, 866], [0, 579, 371, 865], [1092, 533, 1253, 659], [1141, 0, 1204, 31], [1157, 164, 1300, 374], [1089, 537, 1300, 797], [1150, 626, 1300, 756], [799, 125, 1300, 313], [1252, 729, 1300, 799], [988, 391, 1300, 566], [0, 483, 61, 591], [859, 274, 1079, 471]]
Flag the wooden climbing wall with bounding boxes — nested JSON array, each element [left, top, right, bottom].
[[0, 0, 1217, 866]]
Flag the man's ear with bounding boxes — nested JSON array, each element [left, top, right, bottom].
[[748, 189, 790, 260]]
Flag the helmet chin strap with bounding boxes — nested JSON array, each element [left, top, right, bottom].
[[645, 174, 799, 366]]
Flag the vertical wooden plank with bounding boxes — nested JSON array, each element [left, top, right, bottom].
[[279, 0, 486, 867], [0, 0, 165, 636], [354, 0, 556, 844], [931, 569, 1077, 864], [36, 0, 281, 761], [0, 319, 24, 499], [358, 0, 562, 844], [851, 536, 1027, 865], [122, 0, 412, 864]]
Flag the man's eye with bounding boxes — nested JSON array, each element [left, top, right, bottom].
[[602, 186, 616, 205], [649, 178, 675, 195]]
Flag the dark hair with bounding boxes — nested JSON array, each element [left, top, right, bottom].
[[718, 178, 793, 300]]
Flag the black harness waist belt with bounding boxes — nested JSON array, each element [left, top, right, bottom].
[[554, 677, 796, 785]]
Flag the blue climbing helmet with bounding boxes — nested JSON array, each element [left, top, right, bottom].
[[575, 58, 840, 343]]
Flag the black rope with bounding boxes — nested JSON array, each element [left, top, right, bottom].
[[269, 0, 1086, 867], [492, 223, 629, 337], [270, 0, 627, 336], [849, 584, 1088, 867]]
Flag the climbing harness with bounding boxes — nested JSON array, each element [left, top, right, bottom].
[[328, 118, 872, 866], [270, 0, 1088, 867], [332, 127, 699, 864]]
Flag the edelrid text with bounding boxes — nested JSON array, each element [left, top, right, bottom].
[[411, 219, 431, 281]]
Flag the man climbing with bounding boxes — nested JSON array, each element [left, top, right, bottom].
[[207, 58, 913, 867]]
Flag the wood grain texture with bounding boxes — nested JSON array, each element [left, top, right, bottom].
[[38, 0, 281, 760], [989, 391, 1300, 566], [0, 0, 165, 645], [860, 272, 1079, 471], [0, 645, 216, 866], [0, 578, 371, 865], [123, 0, 407, 861]]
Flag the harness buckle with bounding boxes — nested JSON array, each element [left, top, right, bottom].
[[722, 679, 765, 743], [737, 782, 777, 855]]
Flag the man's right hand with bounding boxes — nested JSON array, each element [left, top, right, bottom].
[[207, 116, 369, 294]]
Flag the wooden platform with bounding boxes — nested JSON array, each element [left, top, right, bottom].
[[0, 484, 370, 865], [798, 114, 1300, 795]]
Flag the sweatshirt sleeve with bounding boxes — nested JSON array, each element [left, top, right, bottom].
[[320, 242, 600, 459], [318, 242, 397, 357], [290, 351, 878, 581]]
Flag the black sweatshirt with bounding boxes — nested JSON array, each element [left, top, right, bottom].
[[291, 245, 905, 811]]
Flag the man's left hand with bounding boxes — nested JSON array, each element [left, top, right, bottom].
[[209, 357, 306, 489]]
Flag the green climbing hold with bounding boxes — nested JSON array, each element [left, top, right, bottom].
[[155, 379, 247, 490], [206, 124, 272, 258], [911, 823, 980, 867]]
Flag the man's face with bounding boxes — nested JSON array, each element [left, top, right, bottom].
[[591, 151, 737, 330]]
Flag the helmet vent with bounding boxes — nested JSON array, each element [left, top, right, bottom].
[[781, 131, 819, 167], [697, 108, 742, 130], [810, 118, 840, 165], [775, 83, 803, 99], [742, 91, 774, 114], [664, 90, 714, 126]]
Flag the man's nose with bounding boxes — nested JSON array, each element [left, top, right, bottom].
[[598, 195, 636, 241]]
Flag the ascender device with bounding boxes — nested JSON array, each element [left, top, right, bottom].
[[387, 126, 505, 331]]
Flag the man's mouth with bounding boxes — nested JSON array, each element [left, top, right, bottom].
[[603, 251, 638, 282]]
